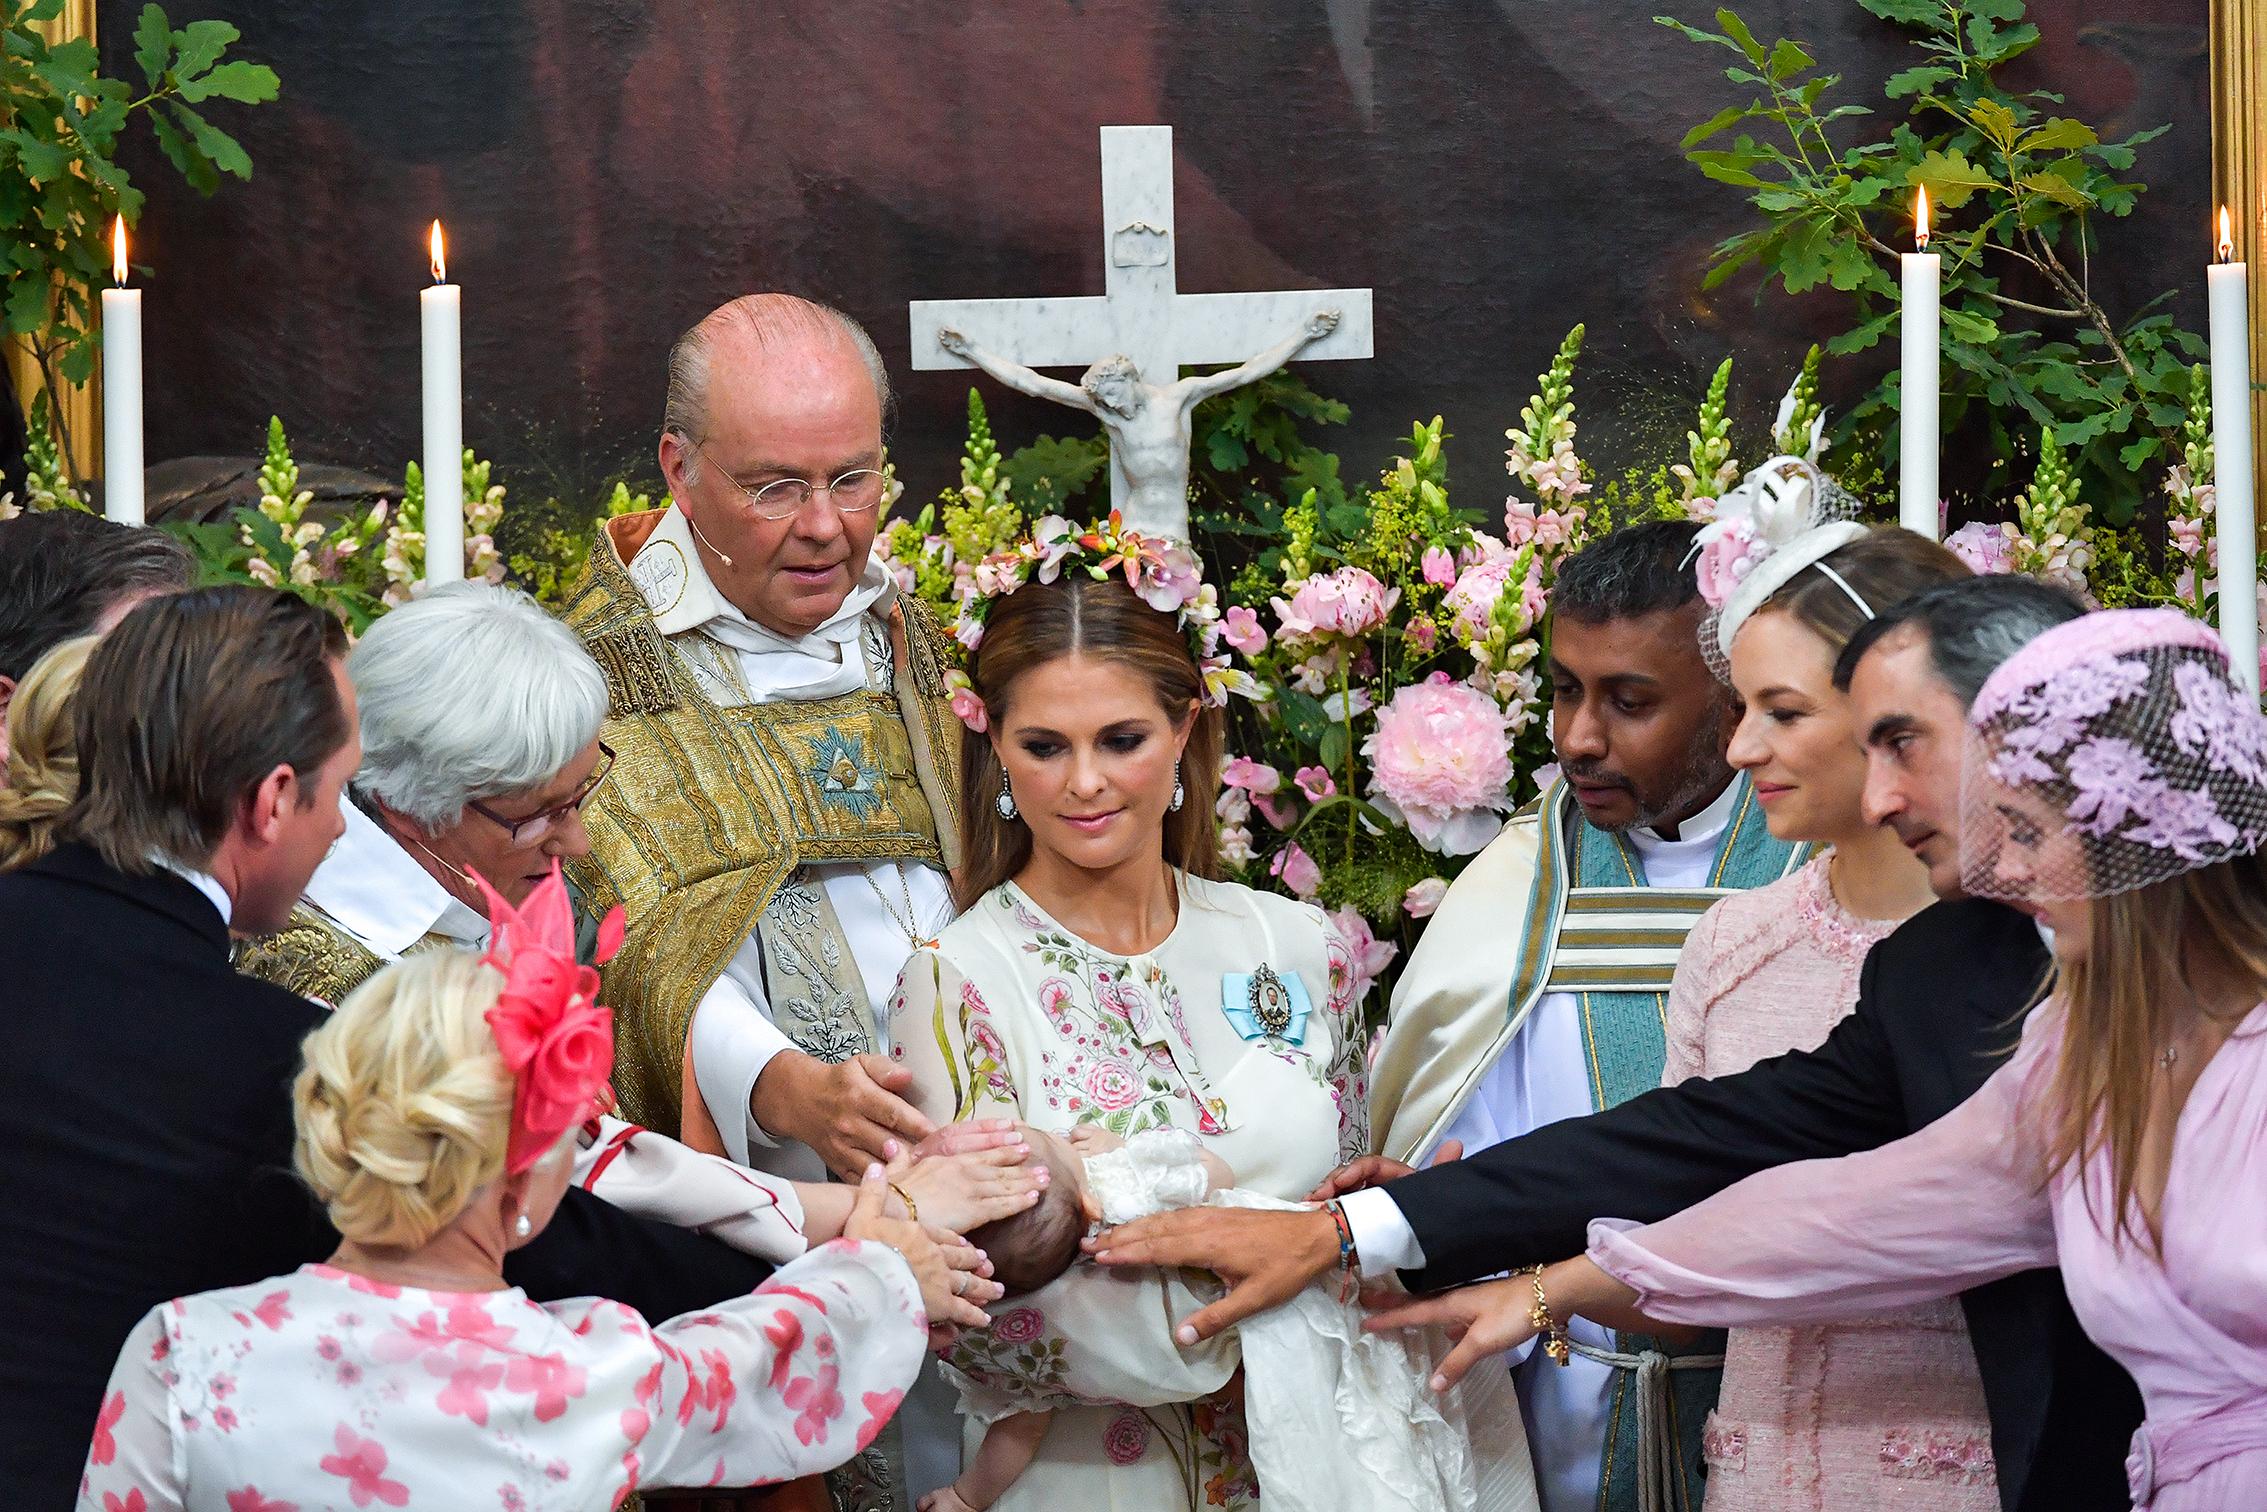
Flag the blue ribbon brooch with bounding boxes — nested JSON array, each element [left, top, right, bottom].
[[1221, 963, 1312, 1045]]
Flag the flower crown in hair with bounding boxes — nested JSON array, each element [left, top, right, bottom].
[[470, 861, 621, 1175], [943, 512, 1257, 733]]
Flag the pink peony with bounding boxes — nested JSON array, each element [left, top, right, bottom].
[[1269, 842, 1322, 899], [1421, 546, 1458, 587], [1444, 554, 1540, 644], [1292, 766, 1337, 802], [1220, 757, 1282, 794], [1944, 520, 2016, 576], [1272, 567, 1400, 641], [1401, 876, 1448, 918], [1220, 604, 1269, 656], [1326, 905, 1399, 1007], [1362, 680, 1516, 855]]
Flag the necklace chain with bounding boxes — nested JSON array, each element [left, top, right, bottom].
[[864, 866, 932, 949]]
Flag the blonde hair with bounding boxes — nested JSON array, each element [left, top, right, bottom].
[[0, 634, 98, 869], [292, 949, 517, 1247]]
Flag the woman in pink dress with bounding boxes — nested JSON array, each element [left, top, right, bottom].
[[1661, 504, 1993, 1510], [77, 869, 997, 1512], [1373, 609, 2267, 1512]]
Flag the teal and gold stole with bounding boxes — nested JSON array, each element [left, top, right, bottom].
[[1514, 777, 1806, 1512]]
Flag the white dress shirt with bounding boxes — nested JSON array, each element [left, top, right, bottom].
[[305, 800, 490, 959], [630, 507, 955, 1180], [1338, 780, 1739, 1512]]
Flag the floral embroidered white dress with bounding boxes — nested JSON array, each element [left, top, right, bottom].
[[75, 1242, 928, 1512], [889, 875, 1369, 1511]]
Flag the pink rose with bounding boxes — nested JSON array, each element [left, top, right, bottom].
[[1402, 877, 1448, 918], [1292, 766, 1337, 802], [1220, 756, 1282, 794], [1271, 567, 1400, 641], [1944, 520, 2017, 575], [1220, 604, 1269, 656], [1269, 842, 1322, 899], [1421, 546, 1458, 587], [1103, 1408, 1152, 1465], [1086, 1060, 1140, 1110], [1692, 519, 1765, 608], [1363, 680, 1516, 855], [992, 1306, 1045, 1344]]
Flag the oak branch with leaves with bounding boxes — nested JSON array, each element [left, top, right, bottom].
[[0, 0, 277, 479]]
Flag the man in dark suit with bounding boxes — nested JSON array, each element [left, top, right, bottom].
[[1091, 575, 2143, 1512], [0, 587, 779, 1509]]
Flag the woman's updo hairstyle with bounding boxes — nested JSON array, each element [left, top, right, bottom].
[[0, 634, 98, 870], [957, 574, 1222, 909], [1756, 525, 1968, 656], [292, 949, 518, 1248]]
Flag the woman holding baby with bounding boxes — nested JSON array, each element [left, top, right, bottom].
[[890, 520, 1535, 1512]]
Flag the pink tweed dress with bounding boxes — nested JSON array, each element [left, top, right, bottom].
[[1661, 857, 1998, 1511]]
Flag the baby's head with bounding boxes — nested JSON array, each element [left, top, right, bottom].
[[963, 1125, 1093, 1296]]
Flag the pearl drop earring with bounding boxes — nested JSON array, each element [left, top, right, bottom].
[[514, 1214, 532, 1239], [996, 770, 1019, 821]]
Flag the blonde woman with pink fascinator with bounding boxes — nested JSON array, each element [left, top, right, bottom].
[[76, 868, 993, 1511]]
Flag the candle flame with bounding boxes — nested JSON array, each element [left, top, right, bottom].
[[429, 219, 447, 284], [2219, 204, 2235, 264], [1915, 185, 1931, 252], [112, 215, 128, 286]]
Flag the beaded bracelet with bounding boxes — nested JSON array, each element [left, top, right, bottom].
[[1322, 1199, 1360, 1302]]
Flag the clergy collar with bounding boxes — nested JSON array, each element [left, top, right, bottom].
[[305, 800, 489, 957], [149, 853, 234, 928], [628, 502, 891, 648], [1627, 775, 1740, 856]]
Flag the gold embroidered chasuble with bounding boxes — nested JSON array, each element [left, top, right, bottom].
[[561, 510, 965, 1137]]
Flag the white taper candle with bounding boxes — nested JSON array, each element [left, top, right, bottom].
[[2208, 206, 2257, 696], [102, 215, 144, 526], [421, 219, 464, 586], [1899, 186, 1940, 539]]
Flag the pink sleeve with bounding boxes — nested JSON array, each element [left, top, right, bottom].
[[76, 1307, 185, 1512], [1590, 1009, 2064, 1326], [620, 1239, 929, 1498], [1660, 907, 1720, 1086]]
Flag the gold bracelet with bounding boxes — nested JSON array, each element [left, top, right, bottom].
[[889, 1182, 919, 1225], [1525, 1265, 1571, 1366]]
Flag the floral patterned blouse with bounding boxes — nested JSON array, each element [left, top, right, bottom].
[[75, 1243, 927, 1512], [889, 874, 1368, 1511]]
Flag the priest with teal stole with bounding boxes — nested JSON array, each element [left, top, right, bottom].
[[1365, 521, 1807, 1512]]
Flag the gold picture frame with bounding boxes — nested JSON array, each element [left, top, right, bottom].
[[2215, 0, 2266, 539]]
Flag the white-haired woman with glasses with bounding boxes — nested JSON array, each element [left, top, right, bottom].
[[239, 582, 1040, 1268]]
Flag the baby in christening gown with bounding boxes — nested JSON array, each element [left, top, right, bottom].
[[923, 1125, 1539, 1512]]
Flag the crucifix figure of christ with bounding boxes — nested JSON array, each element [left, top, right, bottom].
[[910, 124, 1374, 540]]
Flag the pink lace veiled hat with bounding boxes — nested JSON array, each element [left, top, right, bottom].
[[470, 861, 624, 1173], [1961, 608, 2267, 903]]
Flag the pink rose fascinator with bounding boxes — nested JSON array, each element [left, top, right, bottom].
[[1682, 455, 1870, 680], [470, 861, 624, 1174]]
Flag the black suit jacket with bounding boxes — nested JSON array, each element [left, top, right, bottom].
[[1385, 897, 2143, 1512], [0, 845, 775, 1509]]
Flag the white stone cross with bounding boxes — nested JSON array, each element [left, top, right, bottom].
[[910, 125, 1373, 536]]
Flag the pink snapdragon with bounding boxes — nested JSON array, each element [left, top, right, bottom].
[[1362, 675, 1516, 855], [1502, 497, 1580, 550], [1221, 757, 1282, 795], [1292, 766, 1337, 803]]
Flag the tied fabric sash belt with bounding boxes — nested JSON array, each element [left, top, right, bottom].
[[1568, 1337, 1725, 1512], [2127, 1398, 2267, 1504]]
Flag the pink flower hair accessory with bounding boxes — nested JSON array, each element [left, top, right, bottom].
[[947, 512, 1249, 732], [469, 861, 621, 1175], [1681, 455, 1870, 678]]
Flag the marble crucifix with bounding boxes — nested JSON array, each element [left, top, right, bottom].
[[909, 124, 1374, 540]]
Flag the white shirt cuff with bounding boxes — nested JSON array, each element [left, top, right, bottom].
[[689, 980, 798, 1164], [1336, 1186, 1427, 1276]]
